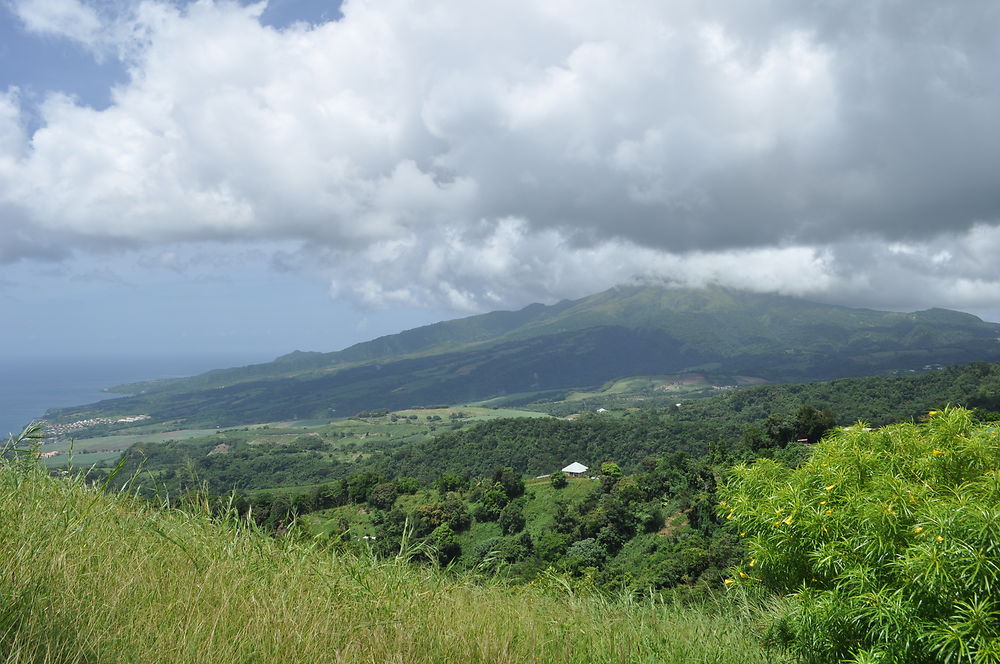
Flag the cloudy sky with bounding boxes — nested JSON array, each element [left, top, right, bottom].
[[2, 0, 999, 360]]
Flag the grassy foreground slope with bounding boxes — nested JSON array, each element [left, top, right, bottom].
[[0, 444, 780, 663]]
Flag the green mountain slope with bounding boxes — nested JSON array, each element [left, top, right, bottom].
[[46, 285, 1000, 427], [364, 361, 1000, 480]]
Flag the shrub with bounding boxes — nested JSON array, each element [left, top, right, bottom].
[[720, 408, 1000, 663], [428, 523, 460, 564], [563, 538, 606, 574]]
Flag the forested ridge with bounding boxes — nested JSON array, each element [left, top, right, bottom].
[[369, 361, 1000, 479], [44, 286, 1000, 429], [104, 361, 1000, 495]]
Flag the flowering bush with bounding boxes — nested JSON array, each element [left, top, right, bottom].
[[720, 408, 1000, 663]]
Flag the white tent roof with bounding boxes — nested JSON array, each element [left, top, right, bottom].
[[561, 462, 588, 474]]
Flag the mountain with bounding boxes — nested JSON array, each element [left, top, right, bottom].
[[45, 285, 1000, 427]]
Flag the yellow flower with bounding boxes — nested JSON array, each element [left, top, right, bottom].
[[783, 515, 793, 525], [914, 526, 924, 534], [721, 500, 728, 506], [819, 500, 827, 505], [932, 449, 944, 455], [726, 512, 734, 520], [724, 578, 736, 585], [773, 520, 782, 526], [936, 536, 944, 543], [929, 410, 938, 416], [749, 559, 756, 568], [740, 531, 747, 537], [825, 509, 833, 515], [824, 484, 836, 491], [739, 571, 748, 579]]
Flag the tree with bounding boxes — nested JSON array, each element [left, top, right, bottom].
[[498, 500, 526, 535], [552, 498, 577, 535], [721, 408, 1000, 664], [367, 482, 399, 510], [472, 483, 508, 522], [346, 472, 381, 504], [312, 480, 348, 509], [535, 530, 571, 562], [600, 461, 622, 493], [263, 494, 294, 532], [492, 467, 525, 499], [396, 477, 421, 494], [792, 405, 836, 443], [434, 472, 467, 494], [417, 499, 471, 533], [549, 470, 568, 489]]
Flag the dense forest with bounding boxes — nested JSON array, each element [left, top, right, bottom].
[[100, 362, 1000, 498]]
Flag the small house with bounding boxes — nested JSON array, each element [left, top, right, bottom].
[[561, 462, 589, 477]]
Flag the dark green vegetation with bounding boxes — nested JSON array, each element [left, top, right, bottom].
[[362, 361, 1000, 481], [85, 407, 544, 493], [722, 408, 1000, 663], [25, 359, 973, 636], [81, 360, 1000, 501], [1, 428, 782, 664], [75, 362, 998, 599], [282, 455, 739, 594], [44, 285, 1000, 429]]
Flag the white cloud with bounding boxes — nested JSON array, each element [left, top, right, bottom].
[[12, 0, 103, 46], [312, 217, 836, 311], [0, 89, 27, 161], [1, 0, 1000, 320]]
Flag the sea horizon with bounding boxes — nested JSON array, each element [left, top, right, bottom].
[[0, 352, 280, 438]]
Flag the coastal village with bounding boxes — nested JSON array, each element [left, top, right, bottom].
[[41, 415, 150, 439]]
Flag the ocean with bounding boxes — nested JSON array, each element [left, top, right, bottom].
[[0, 353, 276, 438]]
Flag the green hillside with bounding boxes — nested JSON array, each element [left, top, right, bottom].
[[73, 361, 1000, 514], [43, 285, 1000, 430], [0, 431, 778, 664], [364, 361, 1000, 481]]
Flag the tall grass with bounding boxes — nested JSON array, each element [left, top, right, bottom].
[[1, 430, 780, 664]]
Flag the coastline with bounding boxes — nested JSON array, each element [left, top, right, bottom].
[[0, 353, 276, 437]]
